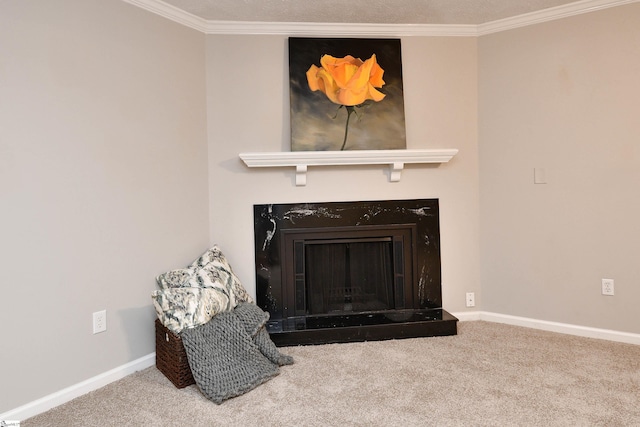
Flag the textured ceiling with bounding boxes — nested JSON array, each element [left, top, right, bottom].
[[159, 0, 582, 25]]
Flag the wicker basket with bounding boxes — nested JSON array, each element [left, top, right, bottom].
[[155, 319, 195, 388]]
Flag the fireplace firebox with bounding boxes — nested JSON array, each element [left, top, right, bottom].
[[253, 199, 457, 346]]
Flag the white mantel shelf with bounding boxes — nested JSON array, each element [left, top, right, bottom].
[[239, 149, 459, 186]]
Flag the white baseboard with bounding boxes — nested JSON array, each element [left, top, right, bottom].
[[0, 353, 156, 423], [450, 311, 483, 322], [452, 311, 640, 345]]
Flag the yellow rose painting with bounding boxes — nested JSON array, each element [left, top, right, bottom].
[[289, 38, 407, 151]]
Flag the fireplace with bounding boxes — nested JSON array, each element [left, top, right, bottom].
[[253, 199, 457, 346]]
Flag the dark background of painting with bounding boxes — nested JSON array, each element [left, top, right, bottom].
[[289, 38, 407, 151]]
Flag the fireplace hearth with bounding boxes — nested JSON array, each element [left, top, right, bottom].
[[253, 199, 457, 346]]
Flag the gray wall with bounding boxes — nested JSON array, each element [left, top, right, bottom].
[[0, 0, 209, 412], [478, 3, 640, 333]]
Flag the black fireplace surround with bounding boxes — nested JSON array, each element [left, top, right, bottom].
[[254, 199, 457, 346]]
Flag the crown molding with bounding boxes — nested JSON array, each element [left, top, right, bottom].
[[202, 21, 477, 37], [123, 0, 638, 36], [122, 0, 209, 32], [477, 0, 639, 35]]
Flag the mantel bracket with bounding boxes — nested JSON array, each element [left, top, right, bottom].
[[296, 165, 308, 186], [390, 162, 404, 182]]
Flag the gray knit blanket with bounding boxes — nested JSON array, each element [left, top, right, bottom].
[[180, 303, 293, 404]]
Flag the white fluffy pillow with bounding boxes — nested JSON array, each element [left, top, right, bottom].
[[152, 287, 230, 334], [152, 245, 253, 333]]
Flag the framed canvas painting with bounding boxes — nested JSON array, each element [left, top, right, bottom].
[[289, 37, 407, 151]]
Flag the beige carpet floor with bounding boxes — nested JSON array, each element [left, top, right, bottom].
[[24, 321, 640, 426]]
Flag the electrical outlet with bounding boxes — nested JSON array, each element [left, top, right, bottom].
[[601, 279, 614, 296], [466, 292, 475, 307], [93, 310, 107, 334]]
